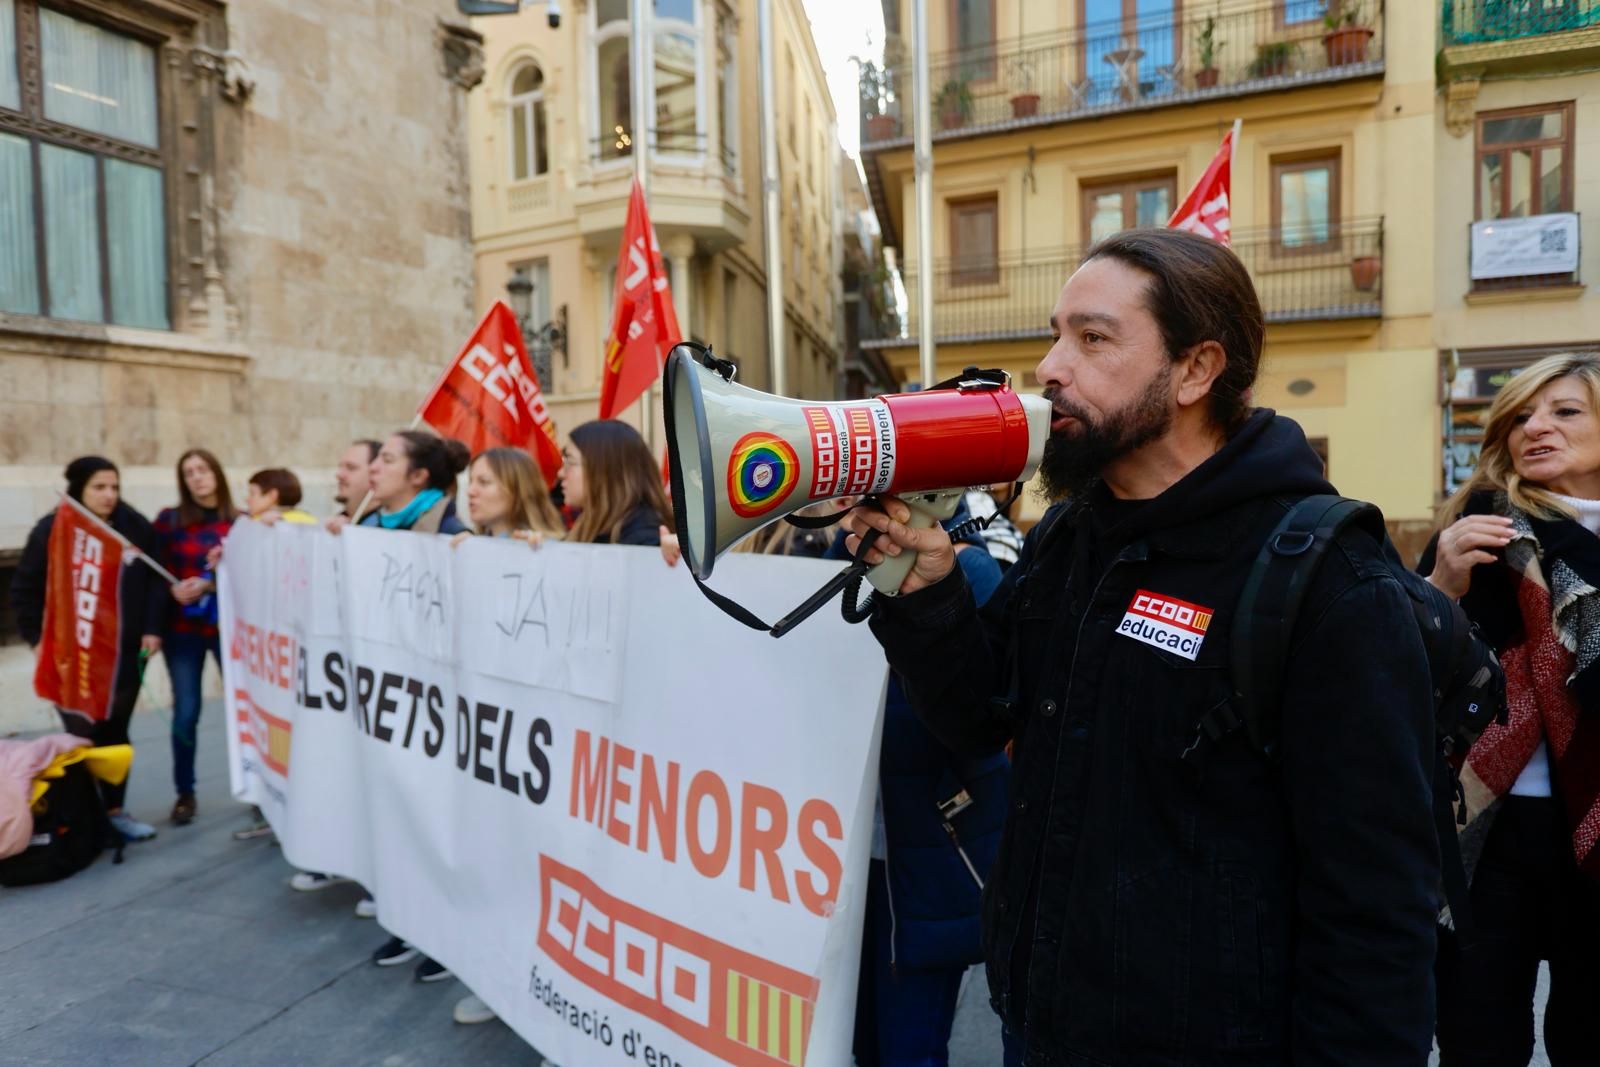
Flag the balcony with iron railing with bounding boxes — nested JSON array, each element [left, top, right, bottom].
[[1443, 0, 1600, 44], [859, 1, 1384, 148], [863, 220, 1384, 346]]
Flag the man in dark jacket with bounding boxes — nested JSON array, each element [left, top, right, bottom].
[[842, 230, 1440, 1066], [12, 456, 167, 841]]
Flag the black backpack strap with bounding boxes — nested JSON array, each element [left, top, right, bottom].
[[1228, 495, 1382, 758]]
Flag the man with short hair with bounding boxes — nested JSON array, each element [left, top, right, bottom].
[[843, 230, 1439, 1066], [334, 439, 381, 520]]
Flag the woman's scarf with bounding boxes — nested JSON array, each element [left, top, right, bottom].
[[377, 488, 443, 530], [1457, 493, 1600, 884]]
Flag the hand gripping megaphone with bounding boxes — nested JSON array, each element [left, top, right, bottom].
[[664, 343, 1050, 636]]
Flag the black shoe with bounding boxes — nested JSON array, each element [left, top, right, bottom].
[[415, 957, 452, 983], [373, 936, 420, 967]]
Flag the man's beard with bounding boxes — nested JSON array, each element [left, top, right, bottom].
[[1037, 363, 1175, 501]]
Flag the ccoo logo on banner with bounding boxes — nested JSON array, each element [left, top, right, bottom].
[[218, 521, 885, 1065]]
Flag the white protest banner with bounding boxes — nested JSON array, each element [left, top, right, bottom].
[[220, 520, 887, 1066]]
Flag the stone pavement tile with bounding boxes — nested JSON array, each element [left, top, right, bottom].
[[0, 895, 283, 1040], [0, 978, 279, 1067], [194, 953, 545, 1067]]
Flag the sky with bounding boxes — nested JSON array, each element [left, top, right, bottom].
[[800, 0, 886, 158]]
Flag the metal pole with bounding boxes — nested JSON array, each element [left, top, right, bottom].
[[759, 0, 786, 395], [630, 0, 655, 443], [912, 0, 935, 389]]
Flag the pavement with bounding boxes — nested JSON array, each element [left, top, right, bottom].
[[0, 700, 1003, 1066]]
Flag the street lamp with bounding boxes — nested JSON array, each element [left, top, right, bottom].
[[506, 266, 566, 392]]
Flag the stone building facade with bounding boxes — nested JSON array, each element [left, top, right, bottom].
[[0, 0, 479, 717]]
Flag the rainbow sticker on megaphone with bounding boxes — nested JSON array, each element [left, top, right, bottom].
[[727, 432, 800, 518]]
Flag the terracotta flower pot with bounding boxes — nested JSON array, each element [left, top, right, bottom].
[[1009, 92, 1040, 118], [1350, 254, 1381, 292], [939, 105, 965, 130], [865, 113, 897, 141], [1322, 26, 1374, 67], [1195, 67, 1220, 89]]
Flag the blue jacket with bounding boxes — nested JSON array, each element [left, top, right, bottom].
[[880, 542, 1009, 971]]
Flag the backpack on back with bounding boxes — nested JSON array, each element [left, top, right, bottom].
[[1207, 495, 1505, 929], [0, 759, 122, 887]]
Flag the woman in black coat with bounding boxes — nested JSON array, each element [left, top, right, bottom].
[[11, 456, 166, 842]]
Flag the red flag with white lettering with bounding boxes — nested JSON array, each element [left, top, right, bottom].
[[1169, 120, 1240, 246], [599, 178, 682, 419], [417, 301, 564, 487], [34, 501, 125, 723]]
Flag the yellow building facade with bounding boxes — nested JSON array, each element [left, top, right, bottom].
[[467, 0, 843, 447], [1436, 2, 1600, 507], [861, 0, 1438, 540]]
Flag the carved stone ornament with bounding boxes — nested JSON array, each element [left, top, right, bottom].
[[192, 46, 256, 104], [438, 18, 487, 91]]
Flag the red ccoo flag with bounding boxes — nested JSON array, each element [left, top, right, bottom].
[[417, 300, 563, 487], [599, 178, 682, 419], [1169, 120, 1240, 246], [34, 500, 126, 724]]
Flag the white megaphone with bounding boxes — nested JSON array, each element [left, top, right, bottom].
[[664, 344, 1050, 631]]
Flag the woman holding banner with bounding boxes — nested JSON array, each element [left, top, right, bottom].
[[451, 446, 565, 548], [11, 456, 167, 842], [561, 420, 668, 547], [340, 430, 469, 536], [154, 448, 238, 827]]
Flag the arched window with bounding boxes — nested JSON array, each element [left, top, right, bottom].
[[508, 62, 547, 181], [594, 0, 631, 161]]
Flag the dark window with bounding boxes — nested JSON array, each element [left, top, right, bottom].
[[949, 194, 999, 286], [1476, 102, 1573, 220]]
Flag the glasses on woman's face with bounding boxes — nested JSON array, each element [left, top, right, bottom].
[[561, 451, 583, 469]]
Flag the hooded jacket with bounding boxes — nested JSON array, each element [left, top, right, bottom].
[[870, 410, 1440, 1067]]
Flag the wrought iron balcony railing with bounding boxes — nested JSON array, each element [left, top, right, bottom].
[[863, 220, 1384, 346], [1443, 0, 1600, 45], [860, 1, 1384, 147]]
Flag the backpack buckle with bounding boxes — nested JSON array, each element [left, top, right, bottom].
[[1270, 530, 1316, 556]]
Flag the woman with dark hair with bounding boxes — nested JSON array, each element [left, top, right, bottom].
[[561, 420, 668, 546], [10, 457, 166, 841], [346, 430, 468, 535], [154, 447, 238, 826], [1424, 352, 1600, 1066]]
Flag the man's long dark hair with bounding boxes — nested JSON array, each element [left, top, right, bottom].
[[1082, 229, 1264, 434]]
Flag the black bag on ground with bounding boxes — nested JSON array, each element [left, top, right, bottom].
[[0, 759, 122, 887]]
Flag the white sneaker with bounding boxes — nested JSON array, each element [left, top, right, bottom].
[[289, 871, 351, 892], [108, 811, 157, 842], [454, 994, 497, 1025], [354, 897, 377, 918]]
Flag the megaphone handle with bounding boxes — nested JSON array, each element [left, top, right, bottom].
[[865, 491, 964, 597]]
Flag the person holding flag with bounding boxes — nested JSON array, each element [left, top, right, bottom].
[[10, 456, 168, 842]]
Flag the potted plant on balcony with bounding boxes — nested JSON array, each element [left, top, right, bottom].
[[1322, 1, 1375, 66], [1248, 40, 1294, 79], [1007, 57, 1040, 118], [859, 60, 897, 141], [1349, 252, 1381, 292], [936, 78, 973, 130], [1194, 15, 1223, 89]]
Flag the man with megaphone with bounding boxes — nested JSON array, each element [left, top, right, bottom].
[[841, 230, 1441, 1067]]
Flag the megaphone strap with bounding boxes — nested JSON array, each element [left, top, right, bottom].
[[682, 525, 885, 639]]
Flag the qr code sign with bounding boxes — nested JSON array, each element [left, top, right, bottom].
[[1540, 227, 1568, 254]]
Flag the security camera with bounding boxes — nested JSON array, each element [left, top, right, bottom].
[[546, 0, 561, 28]]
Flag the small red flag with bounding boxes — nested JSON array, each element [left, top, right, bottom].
[[599, 178, 682, 419], [1169, 120, 1240, 247], [34, 501, 125, 724], [418, 300, 563, 487]]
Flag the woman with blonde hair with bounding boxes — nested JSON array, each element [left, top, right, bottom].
[[560, 420, 669, 546], [1422, 351, 1600, 1066], [449, 448, 565, 552]]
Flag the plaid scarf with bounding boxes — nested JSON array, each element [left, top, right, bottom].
[[1456, 494, 1600, 884]]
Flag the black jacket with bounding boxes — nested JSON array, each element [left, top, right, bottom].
[[13, 504, 166, 692], [595, 504, 663, 547], [870, 411, 1440, 1067]]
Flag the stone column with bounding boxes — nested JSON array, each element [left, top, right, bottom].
[[665, 233, 696, 338]]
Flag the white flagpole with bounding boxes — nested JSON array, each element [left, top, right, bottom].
[[58, 492, 180, 586], [912, 0, 936, 389], [631, 0, 659, 446], [759, 0, 785, 395]]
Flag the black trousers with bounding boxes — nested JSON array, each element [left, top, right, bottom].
[[1436, 795, 1600, 1066], [56, 678, 141, 812]]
